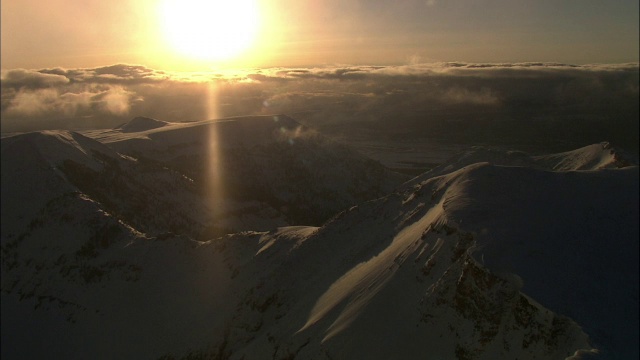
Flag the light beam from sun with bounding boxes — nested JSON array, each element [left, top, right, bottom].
[[205, 80, 226, 238]]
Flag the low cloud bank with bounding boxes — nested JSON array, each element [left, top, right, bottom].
[[2, 62, 638, 151]]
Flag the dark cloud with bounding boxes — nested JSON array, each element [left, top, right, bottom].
[[1, 62, 638, 152], [1, 69, 70, 89], [37, 64, 169, 85]]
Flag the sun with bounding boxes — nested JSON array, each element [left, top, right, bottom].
[[159, 0, 260, 62]]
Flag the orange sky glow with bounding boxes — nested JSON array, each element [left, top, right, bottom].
[[1, 0, 639, 71]]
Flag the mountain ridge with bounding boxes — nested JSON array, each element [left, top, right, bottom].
[[1, 115, 637, 359]]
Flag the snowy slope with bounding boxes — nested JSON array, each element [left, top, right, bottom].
[[1, 130, 131, 236], [220, 161, 637, 359], [408, 162, 639, 359], [0, 129, 233, 239]]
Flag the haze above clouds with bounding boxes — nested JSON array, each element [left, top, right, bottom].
[[2, 0, 638, 70]]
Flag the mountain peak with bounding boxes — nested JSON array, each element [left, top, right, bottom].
[[2, 130, 118, 171], [116, 117, 168, 132], [533, 141, 638, 171]]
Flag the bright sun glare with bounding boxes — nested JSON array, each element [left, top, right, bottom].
[[160, 0, 260, 61]]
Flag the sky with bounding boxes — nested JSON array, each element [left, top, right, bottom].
[[1, 0, 639, 71], [1, 1, 638, 153]]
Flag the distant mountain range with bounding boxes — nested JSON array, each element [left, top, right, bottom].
[[1, 115, 637, 359]]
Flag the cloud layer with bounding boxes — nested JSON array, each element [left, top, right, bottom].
[[2, 62, 638, 151]]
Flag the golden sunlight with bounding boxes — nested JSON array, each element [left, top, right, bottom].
[[159, 0, 260, 62]]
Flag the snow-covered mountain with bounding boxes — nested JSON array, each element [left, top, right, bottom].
[[423, 142, 636, 179], [1, 118, 638, 359], [83, 115, 408, 227]]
